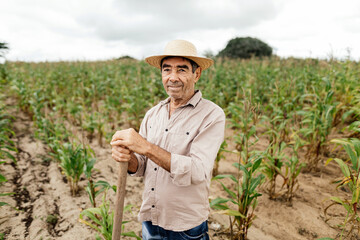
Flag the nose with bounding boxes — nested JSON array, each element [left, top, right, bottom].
[[168, 70, 179, 82]]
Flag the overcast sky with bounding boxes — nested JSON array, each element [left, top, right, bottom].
[[1, 0, 360, 62]]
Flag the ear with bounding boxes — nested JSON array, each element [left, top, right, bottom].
[[194, 67, 202, 84]]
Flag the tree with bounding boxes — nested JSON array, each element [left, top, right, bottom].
[[218, 37, 272, 59], [0, 42, 9, 58]]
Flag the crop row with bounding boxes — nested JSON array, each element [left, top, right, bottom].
[[0, 57, 359, 239]]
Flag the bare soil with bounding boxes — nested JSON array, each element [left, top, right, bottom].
[[0, 104, 357, 240]]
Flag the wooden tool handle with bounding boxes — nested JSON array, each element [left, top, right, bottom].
[[112, 161, 128, 240]]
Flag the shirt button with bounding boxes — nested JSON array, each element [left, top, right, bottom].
[[154, 168, 157, 171], [151, 188, 154, 191]]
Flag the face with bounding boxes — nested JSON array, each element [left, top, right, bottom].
[[161, 57, 201, 104]]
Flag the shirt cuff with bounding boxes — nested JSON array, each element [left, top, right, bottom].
[[170, 153, 192, 186], [129, 153, 146, 177]]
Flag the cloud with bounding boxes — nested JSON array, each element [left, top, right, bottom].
[[75, 0, 282, 44], [2, 0, 360, 61]]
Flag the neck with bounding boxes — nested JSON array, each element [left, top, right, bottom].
[[169, 92, 195, 116]]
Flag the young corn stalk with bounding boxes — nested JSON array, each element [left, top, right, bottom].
[[324, 138, 360, 239], [261, 119, 307, 202], [261, 138, 287, 200], [298, 86, 337, 171], [0, 105, 17, 208], [79, 192, 141, 240], [83, 157, 116, 208], [281, 135, 306, 202], [260, 106, 286, 198], [58, 143, 89, 196], [211, 92, 264, 240], [122, 85, 151, 132]]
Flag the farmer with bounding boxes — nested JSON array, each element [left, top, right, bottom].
[[111, 39, 225, 240]]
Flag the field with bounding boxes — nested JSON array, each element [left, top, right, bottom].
[[0, 57, 359, 240]]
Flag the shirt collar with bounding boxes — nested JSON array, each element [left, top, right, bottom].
[[160, 90, 202, 108]]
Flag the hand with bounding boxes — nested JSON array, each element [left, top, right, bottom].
[[111, 145, 132, 162], [111, 128, 149, 155]]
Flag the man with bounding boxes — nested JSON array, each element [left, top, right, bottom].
[[111, 39, 225, 240]]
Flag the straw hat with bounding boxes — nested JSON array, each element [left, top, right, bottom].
[[145, 40, 214, 70]]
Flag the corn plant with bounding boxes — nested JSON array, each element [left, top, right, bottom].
[[93, 111, 106, 147], [281, 135, 306, 202], [83, 158, 116, 207], [121, 85, 152, 131], [324, 138, 360, 239], [346, 120, 360, 139], [260, 126, 307, 202], [211, 157, 264, 240], [261, 140, 287, 199], [298, 86, 338, 170], [0, 107, 17, 163], [58, 143, 90, 196], [83, 114, 97, 143], [9, 76, 32, 117], [79, 192, 141, 240], [211, 92, 264, 239], [0, 105, 17, 208]]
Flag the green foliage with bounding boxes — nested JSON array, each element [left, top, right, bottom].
[[85, 180, 116, 208], [211, 91, 264, 239], [325, 138, 360, 239], [0, 101, 17, 208], [211, 158, 264, 240], [281, 137, 306, 202], [298, 79, 338, 170], [2, 56, 360, 238], [218, 37, 272, 59], [0, 107, 17, 163], [0, 42, 9, 58], [46, 214, 58, 225], [58, 143, 93, 196], [83, 153, 116, 208], [79, 193, 141, 240]]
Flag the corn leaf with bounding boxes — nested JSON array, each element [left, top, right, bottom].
[[333, 158, 350, 177], [216, 209, 246, 218], [122, 231, 141, 240], [212, 174, 238, 183], [219, 181, 237, 199]]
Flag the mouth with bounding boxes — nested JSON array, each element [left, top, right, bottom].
[[167, 85, 183, 91]]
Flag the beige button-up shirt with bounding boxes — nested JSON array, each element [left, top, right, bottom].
[[132, 90, 225, 231]]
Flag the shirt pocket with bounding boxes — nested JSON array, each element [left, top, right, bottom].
[[168, 131, 192, 155], [146, 122, 160, 144]]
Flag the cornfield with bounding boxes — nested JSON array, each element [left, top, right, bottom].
[[0, 57, 359, 239]]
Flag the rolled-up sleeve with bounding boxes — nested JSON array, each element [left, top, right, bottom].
[[170, 109, 225, 186], [130, 153, 147, 177]]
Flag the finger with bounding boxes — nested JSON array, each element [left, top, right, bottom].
[[112, 146, 131, 156], [115, 146, 131, 154], [111, 151, 131, 162], [112, 146, 130, 154], [111, 140, 124, 146], [111, 130, 127, 140]]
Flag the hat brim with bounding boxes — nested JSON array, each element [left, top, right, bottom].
[[145, 55, 214, 70]]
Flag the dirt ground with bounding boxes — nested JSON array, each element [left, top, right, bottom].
[[0, 102, 357, 240]]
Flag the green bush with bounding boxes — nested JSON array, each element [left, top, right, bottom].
[[218, 37, 272, 59]]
